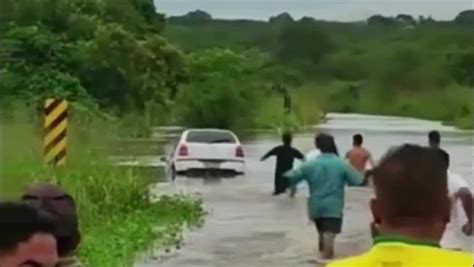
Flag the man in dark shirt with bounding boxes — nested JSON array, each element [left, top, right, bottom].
[[428, 130, 450, 168], [261, 132, 304, 195]]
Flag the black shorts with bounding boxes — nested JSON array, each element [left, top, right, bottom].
[[314, 217, 342, 234]]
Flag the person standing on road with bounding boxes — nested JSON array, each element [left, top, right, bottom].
[[428, 130, 450, 165], [427, 130, 473, 250], [284, 133, 365, 262], [328, 145, 472, 267], [346, 134, 374, 174], [261, 132, 305, 195]]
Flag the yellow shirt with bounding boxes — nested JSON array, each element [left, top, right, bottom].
[[328, 236, 473, 267]]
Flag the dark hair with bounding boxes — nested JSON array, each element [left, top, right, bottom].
[[315, 133, 339, 156], [372, 144, 448, 224], [0, 202, 55, 254], [282, 132, 292, 146], [353, 134, 363, 146], [428, 130, 441, 146], [22, 183, 80, 256]]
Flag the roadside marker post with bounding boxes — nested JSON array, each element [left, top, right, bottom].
[[44, 99, 68, 167]]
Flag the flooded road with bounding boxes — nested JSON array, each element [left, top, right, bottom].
[[136, 113, 473, 267]]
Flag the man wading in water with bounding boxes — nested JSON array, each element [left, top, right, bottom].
[[261, 132, 304, 195], [285, 133, 366, 262], [346, 134, 374, 174]]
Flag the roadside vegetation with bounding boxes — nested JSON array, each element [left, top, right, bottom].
[[0, 106, 204, 266]]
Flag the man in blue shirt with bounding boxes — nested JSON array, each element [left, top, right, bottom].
[[285, 133, 366, 262]]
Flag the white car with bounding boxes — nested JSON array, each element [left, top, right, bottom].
[[167, 129, 246, 178]]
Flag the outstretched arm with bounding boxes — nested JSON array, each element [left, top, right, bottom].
[[284, 165, 306, 187], [344, 164, 365, 186], [261, 147, 277, 161], [457, 188, 473, 235], [293, 148, 305, 162]]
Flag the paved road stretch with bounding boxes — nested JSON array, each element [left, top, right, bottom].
[[137, 114, 473, 267]]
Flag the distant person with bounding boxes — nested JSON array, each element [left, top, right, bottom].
[[426, 131, 473, 250], [345, 134, 374, 173], [428, 130, 450, 167], [261, 132, 305, 195], [22, 184, 82, 267], [328, 145, 472, 267], [0, 202, 58, 267], [284, 133, 365, 262]]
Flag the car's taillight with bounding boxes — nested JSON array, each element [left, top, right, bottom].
[[236, 146, 244, 158], [178, 144, 188, 156]]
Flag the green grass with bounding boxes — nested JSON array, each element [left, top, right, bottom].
[[0, 109, 204, 266]]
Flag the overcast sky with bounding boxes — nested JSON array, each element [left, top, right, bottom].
[[154, 0, 473, 21]]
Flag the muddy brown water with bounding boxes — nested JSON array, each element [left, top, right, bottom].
[[136, 113, 473, 267]]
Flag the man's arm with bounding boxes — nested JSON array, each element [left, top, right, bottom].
[[284, 164, 306, 187], [261, 147, 277, 161], [293, 148, 305, 161], [367, 152, 375, 168], [456, 188, 473, 235], [344, 163, 365, 186]]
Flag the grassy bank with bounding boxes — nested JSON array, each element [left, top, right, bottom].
[[0, 109, 204, 266]]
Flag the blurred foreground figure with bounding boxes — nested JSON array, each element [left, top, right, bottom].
[[0, 202, 58, 267], [328, 145, 472, 267], [22, 183, 82, 267]]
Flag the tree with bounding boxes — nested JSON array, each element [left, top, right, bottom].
[[455, 10, 474, 25], [269, 12, 294, 23], [396, 14, 416, 25], [367, 15, 397, 25], [276, 21, 333, 66], [175, 49, 263, 129]]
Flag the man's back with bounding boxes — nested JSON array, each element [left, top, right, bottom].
[[286, 154, 363, 219], [328, 237, 472, 267], [271, 145, 304, 173], [346, 147, 371, 173]]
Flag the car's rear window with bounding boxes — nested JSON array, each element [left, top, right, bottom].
[[186, 131, 237, 144]]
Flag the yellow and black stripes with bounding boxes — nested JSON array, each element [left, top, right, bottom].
[[44, 99, 68, 166]]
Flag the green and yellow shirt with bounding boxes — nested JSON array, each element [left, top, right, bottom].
[[328, 236, 473, 267]]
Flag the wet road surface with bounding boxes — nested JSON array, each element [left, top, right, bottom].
[[136, 113, 473, 267]]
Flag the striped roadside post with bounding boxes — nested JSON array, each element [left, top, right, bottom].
[[44, 99, 68, 167]]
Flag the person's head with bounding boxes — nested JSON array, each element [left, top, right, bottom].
[[0, 202, 58, 267], [282, 132, 292, 146], [370, 144, 450, 242], [428, 130, 441, 148], [22, 183, 80, 257], [315, 133, 339, 156], [353, 134, 363, 147]]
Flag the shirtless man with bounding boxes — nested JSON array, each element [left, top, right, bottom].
[[346, 134, 374, 173]]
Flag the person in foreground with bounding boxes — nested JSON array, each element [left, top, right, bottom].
[[328, 144, 472, 267], [284, 133, 365, 262], [0, 202, 58, 267], [261, 132, 304, 195], [426, 130, 473, 250], [22, 183, 82, 267]]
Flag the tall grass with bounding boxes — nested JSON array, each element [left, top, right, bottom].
[[0, 106, 204, 266]]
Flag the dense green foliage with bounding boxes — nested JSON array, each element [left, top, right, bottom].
[[165, 10, 474, 128], [1, 1, 473, 130], [0, 107, 204, 266]]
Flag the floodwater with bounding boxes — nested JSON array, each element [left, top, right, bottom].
[[136, 113, 473, 267]]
